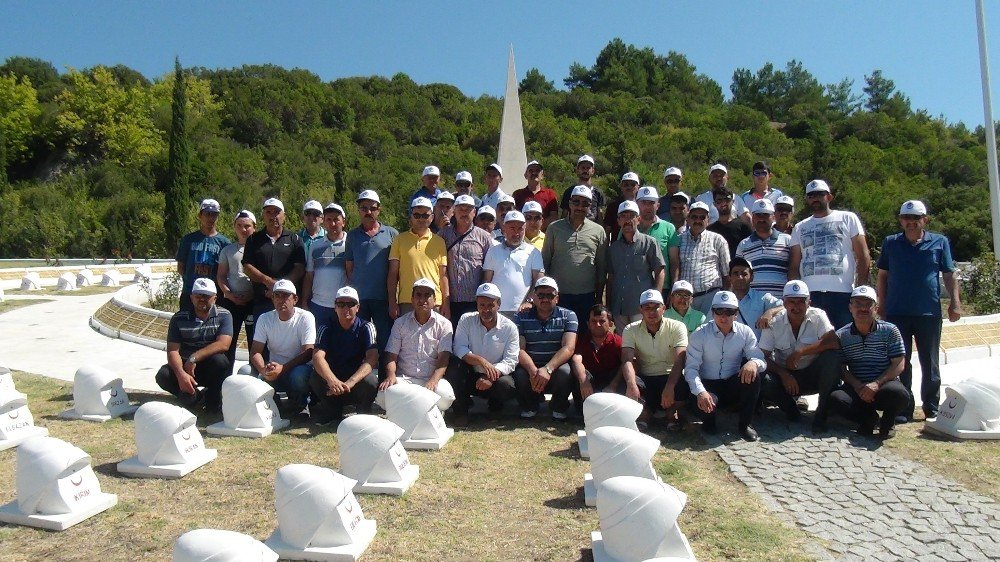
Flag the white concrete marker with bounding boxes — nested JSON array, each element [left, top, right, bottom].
[[60, 364, 139, 422], [117, 402, 217, 478], [384, 383, 454, 450], [925, 374, 1000, 440], [133, 264, 152, 283], [265, 464, 377, 561], [207, 375, 289, 438], [56, 272, 77, 291], [20, 272, 41, 291], [99, 269, 121, 287], [0, 436, 117, 531], [0, 389, 49, 451], [584, 426, 661, 507], [76, 268, 95, 287], [578, 393, 642, 459], [338, 414, 419, 495], [173, 528, 278, 562], [591, 475, 695, 562]]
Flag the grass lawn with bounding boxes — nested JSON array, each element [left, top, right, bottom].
[[0, 299, 52, 315], [0, 371, 816, 562], [6, 285, 123, 297]]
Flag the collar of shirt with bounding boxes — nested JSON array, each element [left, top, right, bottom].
[[751, 230, 777, 242]]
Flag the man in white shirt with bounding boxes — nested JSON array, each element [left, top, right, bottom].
[[483, 211, 545, 318], [445, 283, 520, 426], [694, 164, 750, 225], [480, 163, 507, 211], [302, 202, 348, 331], [249, 279, 317, 410]]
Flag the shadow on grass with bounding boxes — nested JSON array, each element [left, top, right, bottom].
[[543, 486, 586, 510]]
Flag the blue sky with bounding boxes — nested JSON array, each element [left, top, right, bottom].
[[2, 1, 997, 127]]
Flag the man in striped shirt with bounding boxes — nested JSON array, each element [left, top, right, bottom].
[[677, 201, 730, 314], [736, 198, 792, 298]]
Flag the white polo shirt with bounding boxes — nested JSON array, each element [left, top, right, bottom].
[[759, 307, 835, 369]]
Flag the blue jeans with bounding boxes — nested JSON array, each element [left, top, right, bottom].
[[358, 299, 392, 352], [310, 302, 335, 336], [888, 314, 941, 418], [558, 292, 596, 334], [244, 363, 312, 407], [809, 291, 853, 330]]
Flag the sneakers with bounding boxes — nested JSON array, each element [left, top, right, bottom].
[[552, 411, 568, 421], [520, 410, 537, 419], [740, 425, 760, 442], [795, 396, 810, 412]]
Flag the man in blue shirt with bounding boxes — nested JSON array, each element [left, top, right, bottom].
[[176, 199, 231, 312], [410, 165, 443, 207], [876, 200, 961, 422], [345, 190, 399, 357], [728, 257, 783, 341]]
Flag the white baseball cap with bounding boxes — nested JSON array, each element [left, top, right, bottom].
[[750, 199, 775, 214], [617, 200, 640, 215], [272, 279, 296, 295], [335, 286, 360, 304], [412, 278, 437, 293], [475, 282, 502, 300], [477, 205, 496, 218], [324, 202, 345, 216], [525, 160, 542, 171], [664, 166, 683, 178], [672, 191, 691, 204], [302, 200, 323, 213], [782, 280, 810, 298], [454, 194, 477, 207], [522, 201, 543, 215], [487, 163, 503, 176], [191, 278, 217, 296], [775, 195, 794, 208], [709, 164, 728, 175], [357, 189, 380, 203], [711, 290, 738, 309], [805, 179, 831, 194], [899, 200, 927, 216], [670, 280, 694, 295], [422, 165, 440, 177], [504, 210, 526, 223], [498, 192, 515, 204], [621, 172, 640, 183], [851, 285, 878, 303], [570, 185, 593, 200], [200, 199, 221, 213], [436, 191, 455, 202], [636, 186, 659, 201], [235, 209, 257, 224], [263, 197, 284, 212], [577, 154, 595, 166], [689, 201, 711, 213], [535, 276, 559, 291], [455, 170, 473, 183], [411, 197, 433, 209], [639, 289, 664, 306]]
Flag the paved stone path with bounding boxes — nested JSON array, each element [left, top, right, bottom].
[[709, 418, 1000, 561]]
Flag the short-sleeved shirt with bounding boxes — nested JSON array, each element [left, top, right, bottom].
[[638, 218, 679, 277], [317, 316, 376, 380], [836, 320, 905, 383], [694, 190, 748, 224], [483, 241, 544, 312], [735, 289, 784, 340], [480, 188, 509, 212], [344, 223, 398, 301], [439, 225, 494, 303], [306, 233, 348, 307], [735, 230, 792, 297], [242, 228, 305, 304], [789, 210, 865, 293], [386, 311, 453, 381], [541, 218, 608, 295], [575, 331, 623, 388], [298, 226, 327, 257], [877, 231, 956, 317], [665, 306, 707, 334], [708, 219, 752, 261], [388, 230, 448, 304], [622, 318, 688, 377], [678, 230, 730, 293], [252, 307, 316, 365], [759, 307, 834, 369], [740, 187, 785, 210], [218, 243, 252, 296], [176, 230, 232, 301], [526, 231, 545, 252], [410, 187, 442, 207], [167, 306, 234, 359], [560, 185, 606, 221], [515, 306, 579, 366], [453, 312, 520, 375], [607, 232, 666, 316], [513, 186, 559, 218]]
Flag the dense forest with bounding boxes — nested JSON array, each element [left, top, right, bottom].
[[0, 39, 992, 261]]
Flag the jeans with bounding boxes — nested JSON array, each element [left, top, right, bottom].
[[445, 357, 516, 415], [513, 363, 572, 414], [217, 296, 253, 375], [243, 362, 312, 407], [809, 291, 853, 331], [888, 314, 942, 418], [358, 299, 393, 352], [155, 353, 231, 410]]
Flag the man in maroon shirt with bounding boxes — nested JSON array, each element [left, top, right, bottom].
[[570, 305, 624, 413], [512, 160, 559, 232]]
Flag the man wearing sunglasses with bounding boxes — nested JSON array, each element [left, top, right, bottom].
[[513, 277, 577, 420], [684, 290, 766, 441], [521, 201, 546, 251], [559, 154, 606, 222], [388, 197, 449, 320], [298, 200, 327, 257], [740, 161, 785, 209], [693, 164, 750, 225], [452, 170, 481, 208], [774, 195, 795, 235]]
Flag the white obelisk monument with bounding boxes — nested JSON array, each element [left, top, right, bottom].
[[498, 45, 528, 194]]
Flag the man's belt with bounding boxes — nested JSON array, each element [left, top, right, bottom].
[[692, 286, 721, 297]]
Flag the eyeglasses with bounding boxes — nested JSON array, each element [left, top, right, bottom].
[[752, 170, 769, 177], [455, 181, 471, 187], [535, 292, 556, 300], [570, 199, 591, 208], [412, 212, 432, 219], [334, 301, 357, 308], [712, 308, 738, 316]]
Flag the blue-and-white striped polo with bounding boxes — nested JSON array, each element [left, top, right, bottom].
[[836, 320, 904, 383]]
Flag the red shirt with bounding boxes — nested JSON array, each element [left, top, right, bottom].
[[513, 186, 559, 218], [574, 331, 623, 388]]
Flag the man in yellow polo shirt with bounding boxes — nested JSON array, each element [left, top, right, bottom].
[[388, 197, 450, 319]]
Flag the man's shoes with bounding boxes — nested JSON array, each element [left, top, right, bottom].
[[740, 425, 760, 442], [811, 421, 828, 435], [520, 410, 537, 419], [636, 420, 650, 432], [453, 414, 469, 428], [878, 426, 897, 440], [702, 416, 717, 435], [552, 410, 568, 421], [795, 396, 810, 412], [857, 411, 879, 437], [894, 415, 912, 424], [314, 415, 341, 427]]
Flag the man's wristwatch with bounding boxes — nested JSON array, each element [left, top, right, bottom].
[[186, 355, 197, 365]]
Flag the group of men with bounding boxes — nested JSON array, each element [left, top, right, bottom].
[[156, 155, 962, 442]]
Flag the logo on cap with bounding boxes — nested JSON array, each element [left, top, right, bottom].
[[719, 293, 729, 301], [906, 202, 913, 209]]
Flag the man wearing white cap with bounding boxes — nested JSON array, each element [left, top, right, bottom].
[[493, 192, 517, 239], [694, 164, 750, 225], [410, 165, 443, 207], [480, 163, 508, 211], [759, 280, 841, 432], [788, 179, 870, 330], [513, 277, 577, 419], [727, 257, 783, 341], [636, 186, 680, 283], [380, 279, 456, 411], [677, 201, 730, 314], [156, 278, 233, 413], [388, 197, 449, 319], [560, 154, 606, 222], [876, 199, 961, 422], [607, 200, 666, 328], [302, 202, 349, 331], [308, 286, 378, 424], [446, 282, 520, 426], [774, 195, 795, 235], [521, 201, 546, 251], [483, 211, 545, 317], [684, 290, 766, 441], [438, 194, 495, 326], [657, 166, 684, 218], [736, 198, 792, 298], [665, 191, 691, 234], [512, 160, 558, 231], [431, 191, 455, 234], [665, 280, 707, 334], [452, 171, 481, 207], [602, 171, 641, 238], [474, 205, 497, 233], [345, 190, 398, 358], [622, 289, 688, 430], [298, 200, 327, 257], [707, 184, 752, 258], [543, 185, 608, 332], [249, 279, 317, 410], [176, 198, 231, 312]]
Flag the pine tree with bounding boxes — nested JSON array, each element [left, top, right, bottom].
[[163, 56, 190, 255]]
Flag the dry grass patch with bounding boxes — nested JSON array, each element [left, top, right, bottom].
[[1, 372, 814, 561], [7, 285, 122, 297], [0, 299, 52, 315]]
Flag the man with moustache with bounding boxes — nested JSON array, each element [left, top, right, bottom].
[[560, 154, 606, 222], [521, 201, 547, 251], [677, 201, 730, 314], [299, 200, 327, 257], [177, 198, 231, 312], [603, 172, 641, 238], [302, 202, 349, 331], [513, 160, 559, 231], [483, 210, 545, 319], [736, 198, 792, 298], [249, 279, 316, 410], [431, 191, 455, 234], [452, 170, 481, 207], [439, 194, 494, 326], [345, 190, 398, 356], [388, 197, 450, 320], [694, 164, 750, 225], [707, 186, 752, 259], [657, 166, 685, 221], [623, 289, 688, 430], [411, 165, 443, 206], [635, 186, 679, 285], [606, 200, 666, 329]]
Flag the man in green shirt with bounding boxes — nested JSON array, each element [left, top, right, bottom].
[[664, 280, 706, 333], [636, 186, 679, 286]]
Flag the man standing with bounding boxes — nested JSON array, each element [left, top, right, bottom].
[[728, 257, 784, 341], [570, 305, 623, 405], [513, 277, 578, 419], [606, 200, 666, 328], [603, 172, 640, 238], [249, 279, 316, 409], [657, 167, 684, 220], [521, 201, 546, 251], [694, 164, 749, 224], [774, 195, 795, 235], [876, 200, 961, 422], [308, 286, 378, 424], [684, 290, 766, 441], [636, 186, 679, 285], [543, 185, 608, 330], [216, 210, 257, 375], [474, 206, 497, 234], [299, 200, 327, 257], [439, 194, 494, 325], [677, 201, 730, 314], [446, 283, 520, 426], [740, 161, 784, 209], [512, 160, 559, 231], [410, 165, 442, 207], [431, 191, 455, 234], [493, 193, 516, 238], [736, 199, 792, 298], [707, 186, 752, 259], [480, 163, 507, 211], [388, 197, 449, 320], [155, 278, 232, 413], [788, 179, 871, 330], [379, 279, 455, 410], [452, 171, 481, 207], [345, 190, 398, 356], [664, 280, 706, 334], [177, 198, 231, 312], [302, 203, 348, 331], [666, 192, 691, 234], [560, 155, 606, 222], [483, 210, 545, 318], [242, 197, 305, 343]]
